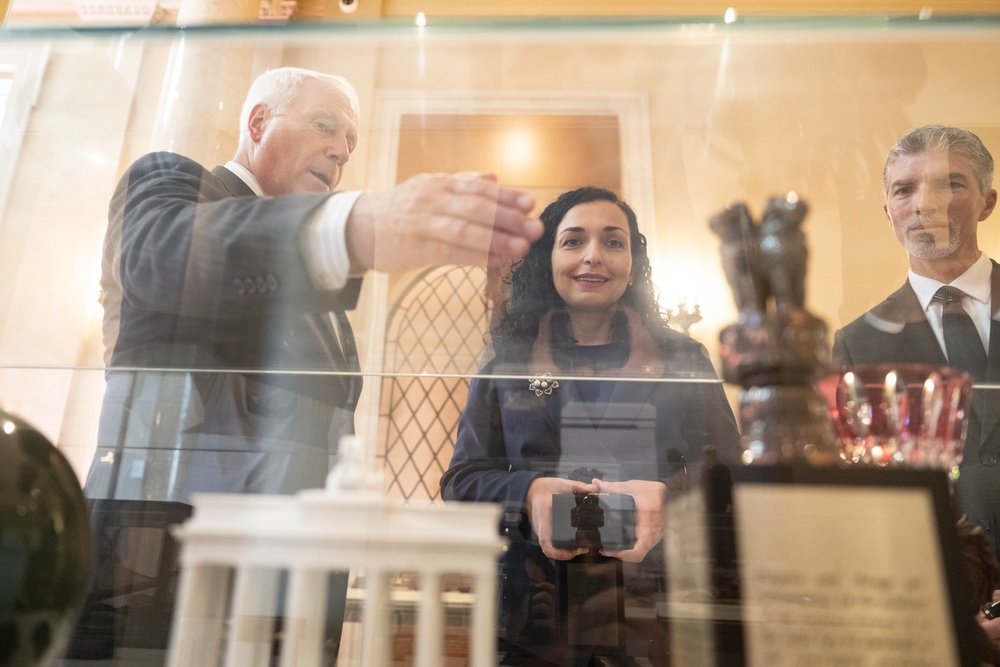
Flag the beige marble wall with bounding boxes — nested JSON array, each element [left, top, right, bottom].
[[348, 27, 1000, 340], [0, 38, 147, 475]]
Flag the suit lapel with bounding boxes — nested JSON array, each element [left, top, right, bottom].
[[873, 283, 949, 365], [209, 164, 362, 407], [903, 321, 949, 366], [306, 312, 360, 410], [872, 280, 928, 325], [988, 262, 1000, 385], [211, 165, 256, 197], [333, 308, 362, 409], [976, 262, 1000, 446], [979, 318, 1000, 448]]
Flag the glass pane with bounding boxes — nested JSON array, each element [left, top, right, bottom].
[[0, 16, 995, 666]]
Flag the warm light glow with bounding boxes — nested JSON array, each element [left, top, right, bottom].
[[85, 151, 114, 167], [502, 127, 535, 170], [415, 11, 426, 26], [653, 251, 733, 343], [918, 6, 933, 20], [2, 421, 14, 434], [657, 258, 706, 316], [724, 7, 737, 23], [786, 191, 799, 204]]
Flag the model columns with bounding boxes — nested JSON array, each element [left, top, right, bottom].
[[167, 491, 506, 667]]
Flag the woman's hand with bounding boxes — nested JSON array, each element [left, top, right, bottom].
[[592, 478, 668, 563], [525, 477, 598, 560], [978, 589, 1000, 656]]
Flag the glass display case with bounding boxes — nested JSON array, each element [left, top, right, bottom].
[[1, 13, 999, 667]]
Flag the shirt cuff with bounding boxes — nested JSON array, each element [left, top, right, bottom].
[[302, 191, 364, 291]]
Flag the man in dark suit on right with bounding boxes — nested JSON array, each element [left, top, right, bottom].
[[833, 124, 999, 557]]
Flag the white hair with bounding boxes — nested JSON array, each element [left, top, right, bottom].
[[238, 67, 360, 142]]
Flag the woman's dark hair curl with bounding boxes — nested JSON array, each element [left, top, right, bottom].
[[493, 186, 668, 345]]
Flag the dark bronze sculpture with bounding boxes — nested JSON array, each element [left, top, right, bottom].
[[759, 195, 809, 312], [708, 202, 766, 315], [710, 194, 838, 464]]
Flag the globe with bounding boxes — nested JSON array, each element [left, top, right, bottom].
[[0, 408, 93, 667]]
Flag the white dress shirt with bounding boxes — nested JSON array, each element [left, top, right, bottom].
[[908, 251, 993, 359]]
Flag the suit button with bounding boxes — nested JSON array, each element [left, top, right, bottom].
[[234, 278, 245, 295], [981, 454, 998, 466], [243, 277, 257, 295], [255, 276, 268, 293]]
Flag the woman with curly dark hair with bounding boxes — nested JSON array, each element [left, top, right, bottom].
[[492, 186, 670, 349], [441, 186, 740, 666]]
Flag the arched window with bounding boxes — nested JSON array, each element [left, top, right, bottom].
[[378, 265, 494, 503]]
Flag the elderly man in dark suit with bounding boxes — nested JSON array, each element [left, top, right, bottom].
[[85, 67, 542, 503], [65, 67, 541, 663], [833, 124, 1000, 556]]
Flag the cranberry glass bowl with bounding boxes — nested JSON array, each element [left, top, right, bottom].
[[818, 364, 972, 474]]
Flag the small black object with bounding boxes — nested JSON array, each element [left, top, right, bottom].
[[551, 493, 635, 552]]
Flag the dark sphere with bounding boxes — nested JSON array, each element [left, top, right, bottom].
[[0, 409, 92, 667]]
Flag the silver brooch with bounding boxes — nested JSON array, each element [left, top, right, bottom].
[[528, 372, 559, 396]]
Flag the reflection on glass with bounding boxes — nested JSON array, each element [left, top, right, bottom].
[[0, 15, 996, 667]]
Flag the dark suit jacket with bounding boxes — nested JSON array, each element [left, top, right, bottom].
[[87, 152, 362, 502], [833, 260, 1000, 555], [440, 325, 740, 663], [440, 326, 742, 538]]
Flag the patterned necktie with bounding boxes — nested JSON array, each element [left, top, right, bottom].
[[933, 285, 988, 383]]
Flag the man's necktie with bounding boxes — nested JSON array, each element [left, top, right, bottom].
[[934, 286, 989, 383]]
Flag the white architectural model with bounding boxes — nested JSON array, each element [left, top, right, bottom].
[[166, 437, 505, 667]]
